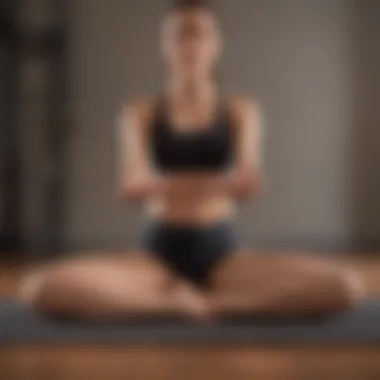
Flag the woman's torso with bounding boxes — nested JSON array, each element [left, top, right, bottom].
[[144, 94, 237, 225]]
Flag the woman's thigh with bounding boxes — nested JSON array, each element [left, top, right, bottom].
[[209, 250, 363, 296], [206, 251, 367, 316], [20, 253, 175, 317], [22, 253, 170, 292]]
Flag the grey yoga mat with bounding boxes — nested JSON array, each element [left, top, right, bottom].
[[0, 299, 379, 345]]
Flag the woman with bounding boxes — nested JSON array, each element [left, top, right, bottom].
[[21, 0, 366, 322]]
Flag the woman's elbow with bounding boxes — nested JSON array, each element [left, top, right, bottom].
[[235, 175, 262, 200], [120, 181, 148, 202]]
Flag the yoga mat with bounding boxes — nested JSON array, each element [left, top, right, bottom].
[[0, 299, 379, 345]]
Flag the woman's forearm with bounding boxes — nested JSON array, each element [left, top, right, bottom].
[[211, 170, 260, 200], [122, 174, 189, 201], [121, 170, 260, 202], [121, 176, 162, 201]]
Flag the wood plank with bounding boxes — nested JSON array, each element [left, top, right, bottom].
[[0, 347, 379, 380]]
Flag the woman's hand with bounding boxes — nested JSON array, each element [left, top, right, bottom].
[[122, 174, 202, 201], [162, 171, 260, 200], [122, 175, 159, 201], [196, 170, 260, 200], [224, 169, 260, 199]]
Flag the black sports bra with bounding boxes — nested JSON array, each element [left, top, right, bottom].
[[150, 99, 233, 173]]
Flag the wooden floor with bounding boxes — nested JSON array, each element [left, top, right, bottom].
[[1, 346, 380, 380], [1, 255, 380, 380]]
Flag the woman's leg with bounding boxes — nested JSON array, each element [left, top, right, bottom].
[[208, 251, 367, 317], [19, 254, 189, 321]]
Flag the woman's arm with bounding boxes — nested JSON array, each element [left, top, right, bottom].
[[117, 99, 161, 202], [214, 96, 265, 200]]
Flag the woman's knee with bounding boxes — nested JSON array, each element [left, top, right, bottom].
[[19, 271, 46, 311], [19, 269, 74, 316], [338, 268, 367, 307], [324, 267, 367, 312]]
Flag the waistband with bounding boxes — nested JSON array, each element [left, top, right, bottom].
[[143, 218, 234, 233]]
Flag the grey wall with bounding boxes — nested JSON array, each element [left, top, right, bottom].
[[18, 0, 380, 254], [350, 0, 380, 249]]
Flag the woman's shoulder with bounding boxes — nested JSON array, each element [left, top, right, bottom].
[[224, 93, 262, 120], [121, 95, 158, 116], [119, 95, 160, 127]]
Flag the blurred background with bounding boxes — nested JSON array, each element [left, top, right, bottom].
[[1, 2, 380, 379], [1, 0, 379, 261]]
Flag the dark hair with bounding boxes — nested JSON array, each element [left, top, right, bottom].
[[171, 0, 213, 11]]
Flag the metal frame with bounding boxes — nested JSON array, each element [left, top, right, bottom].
[[0, 1, 22, 255], [0, 0, 69, 257]]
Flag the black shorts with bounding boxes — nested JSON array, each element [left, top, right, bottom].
[[141, 221, 237, 287]]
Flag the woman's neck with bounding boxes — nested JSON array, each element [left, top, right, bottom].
[[167, 76, 216, 103]]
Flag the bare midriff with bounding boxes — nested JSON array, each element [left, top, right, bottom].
[[144, 177, 236, 225]]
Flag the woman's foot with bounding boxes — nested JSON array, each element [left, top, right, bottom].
[[174, 282, 213, 323]]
